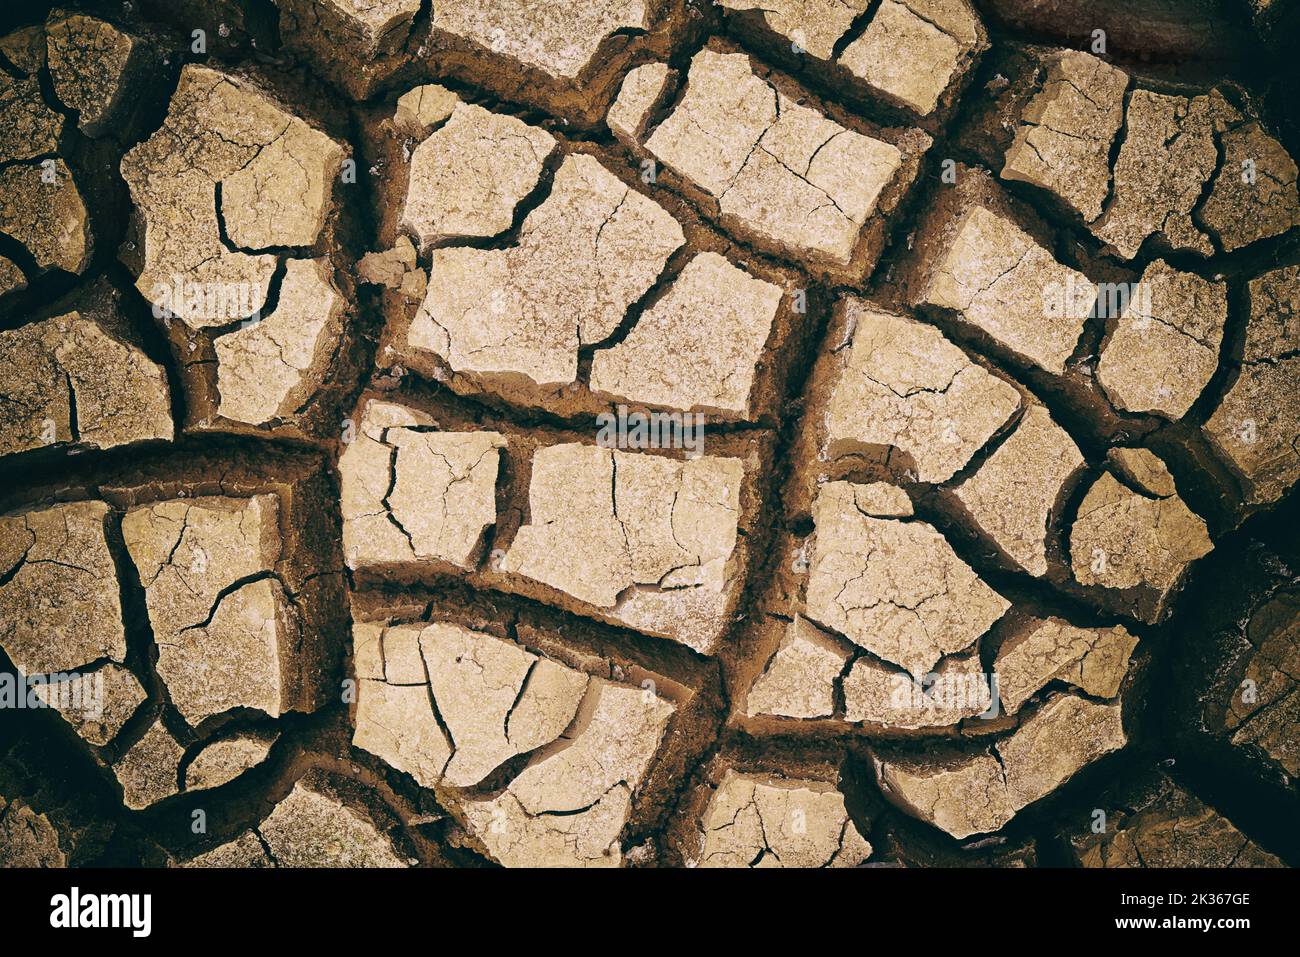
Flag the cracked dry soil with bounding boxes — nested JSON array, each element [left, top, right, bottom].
[[1, 0, 1299, 869]]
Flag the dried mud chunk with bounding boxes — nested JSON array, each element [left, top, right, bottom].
[[822, 302, 1021, 484], [32, 663, 147, 746], [1204, 266, 1300, 505], [36, 316, 171, 447], [351, 621, 589, 790], [430, 0, 651, 80], [1206, 358, 1300, 506], [351, 621, 385, 681], [409, 154, 682, 392], [0, 501, 126, 677], [121, 65, 344, 327], [0, 160, 90, 274], [806, 481, 1009, 679], [1000, 51, 1128, 221], [839, 0, 980, 117], [1241, 265, 1300, 363], [121, 495, 306, 725], [221, 139, 341, 254], [1097, 261, 1226, 419], [421, 623, 588, 787], [843, 648, 992, 728], [994, 618, 1138, 714], [1091, 89, 1236, 259], [954, 405, 1084, 576], [646, 49, 777, 198], [589, 252, 782, 418], [113, 719, 184, 809], [876, 750, 1013, 839], [258, 776, 406, 868], [499, 668, 663, 781], [357, 235, 422, 294], [846, 481, 915, 517], [44, 13, 140, 136], [0, 26, 47, 75], [184, 734, 276, 791], [1107, 446, 1176, 497], [0, 797, 67, 866], [0, 255, 26, 296], [607, 62, 672, 145], [743, 617, 851, 719], [644, 49, 903, 270], [385, 433, 504, 563], [370, 621, 426, 684], [339, 400, 427, 566], [697, 770, 872, 867], [170, 579, 294, 724], [0, 312, 172, 457], [401, 103, 556, 249], [463, 680, 674, 867], [876, 695, 1125, 838], [997, 695, 1126, 807], [354, 673, 451, 790], [720, 0, 870, 60], [711, 100, 901, 267], [1224, 590, 1300, 776], [392, 84, 460, 140], [183, 831, 272, 868], [1070, 460, 1213, 619], [924, 207, 1093, 373], [0, 73, 64, 163], [121, 496, 282, 611], [723, 0, 984, 118], [1072, 773, 1282, 867], [214, 258, 346, 426], [1201, 122, 1300, 252], [501, 444, 743, 654], [340, 400, 504, 570], [1230, 682, 1300, 780], [465, 788, 630, 868]]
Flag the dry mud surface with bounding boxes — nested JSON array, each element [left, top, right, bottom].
[[1, 0, 1299, 868]]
